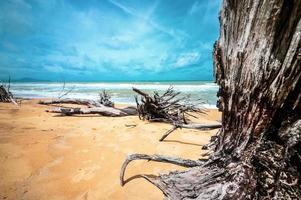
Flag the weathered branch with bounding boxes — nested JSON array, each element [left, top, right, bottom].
[[46, 106, 137, 116], [159, 126, 179, 141], [159, 123, 222, 141], [39, 98, 102, 107], [180, 123, 222, 130]]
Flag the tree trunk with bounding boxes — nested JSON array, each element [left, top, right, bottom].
[[211, 0, 301, 198], [120, 0, 301, 199]]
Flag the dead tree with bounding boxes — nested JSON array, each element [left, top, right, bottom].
[[0, 77, 17, 105], [98, 90, 114, 107], [133, 87, 221, 141], [133, 86, 202, 124], [39, 89, 137, 116], [120, 0, 301, 199], [39, 98, 137, 117]]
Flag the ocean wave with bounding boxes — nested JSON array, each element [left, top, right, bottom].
[[11, 82, 218, 91], [10, 82, 218, 108]]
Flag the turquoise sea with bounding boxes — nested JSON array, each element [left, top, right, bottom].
[[10, 81, 218, 108]]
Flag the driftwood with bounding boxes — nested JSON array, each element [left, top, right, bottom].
[[46, 106, 137, 117], [40, 98, 137, 116], [39, 98, 102, 107], [120, 0, 301, 199], [133, 87, 221, 141], [0, 78, 17, 105], [133, 87, 202, 124], [98, 90, 114, 107], [41, 90, 114, 108]]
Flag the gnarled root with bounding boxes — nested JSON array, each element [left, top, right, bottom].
[[154, 163, 255, 199], [121, 154, 257, 199], [120, 154, 204, 186]]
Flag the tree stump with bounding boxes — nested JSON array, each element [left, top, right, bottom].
[[120, 0, 301, 199]]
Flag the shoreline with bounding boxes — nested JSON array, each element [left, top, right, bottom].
[[8, 81, 219, 109], [14, 97, 218, 109], [0, 99, 221, 200]]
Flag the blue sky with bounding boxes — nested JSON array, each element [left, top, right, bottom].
[[0, 0, 221, 81]]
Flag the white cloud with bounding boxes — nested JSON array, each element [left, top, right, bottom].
[[175, 52, 200, 67]]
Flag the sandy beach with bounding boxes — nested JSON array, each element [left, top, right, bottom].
[[0, 100, 221, 200]]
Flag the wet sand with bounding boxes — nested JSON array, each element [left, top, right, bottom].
[[0, 100, 221, 200]]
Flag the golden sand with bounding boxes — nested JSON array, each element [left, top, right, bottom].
[[0, 100, 220, 200]]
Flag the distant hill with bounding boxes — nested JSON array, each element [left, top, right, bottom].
[[15, 78, 51, 82]]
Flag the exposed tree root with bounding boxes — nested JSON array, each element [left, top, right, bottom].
[[133, 87, 204, 124], [133, 87, 221, 141], [154, 162, 257, 199], [120, 154, 205, 186]]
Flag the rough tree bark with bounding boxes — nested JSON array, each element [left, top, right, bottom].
[[120, 0, 301, 199]]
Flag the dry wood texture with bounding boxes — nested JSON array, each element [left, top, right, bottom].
[[39, 98, 102, 107], [120, 0, 301, 199], [133, 87, 203, 124], [39, 98, 137, 116], [46, 106, 137, 117]]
